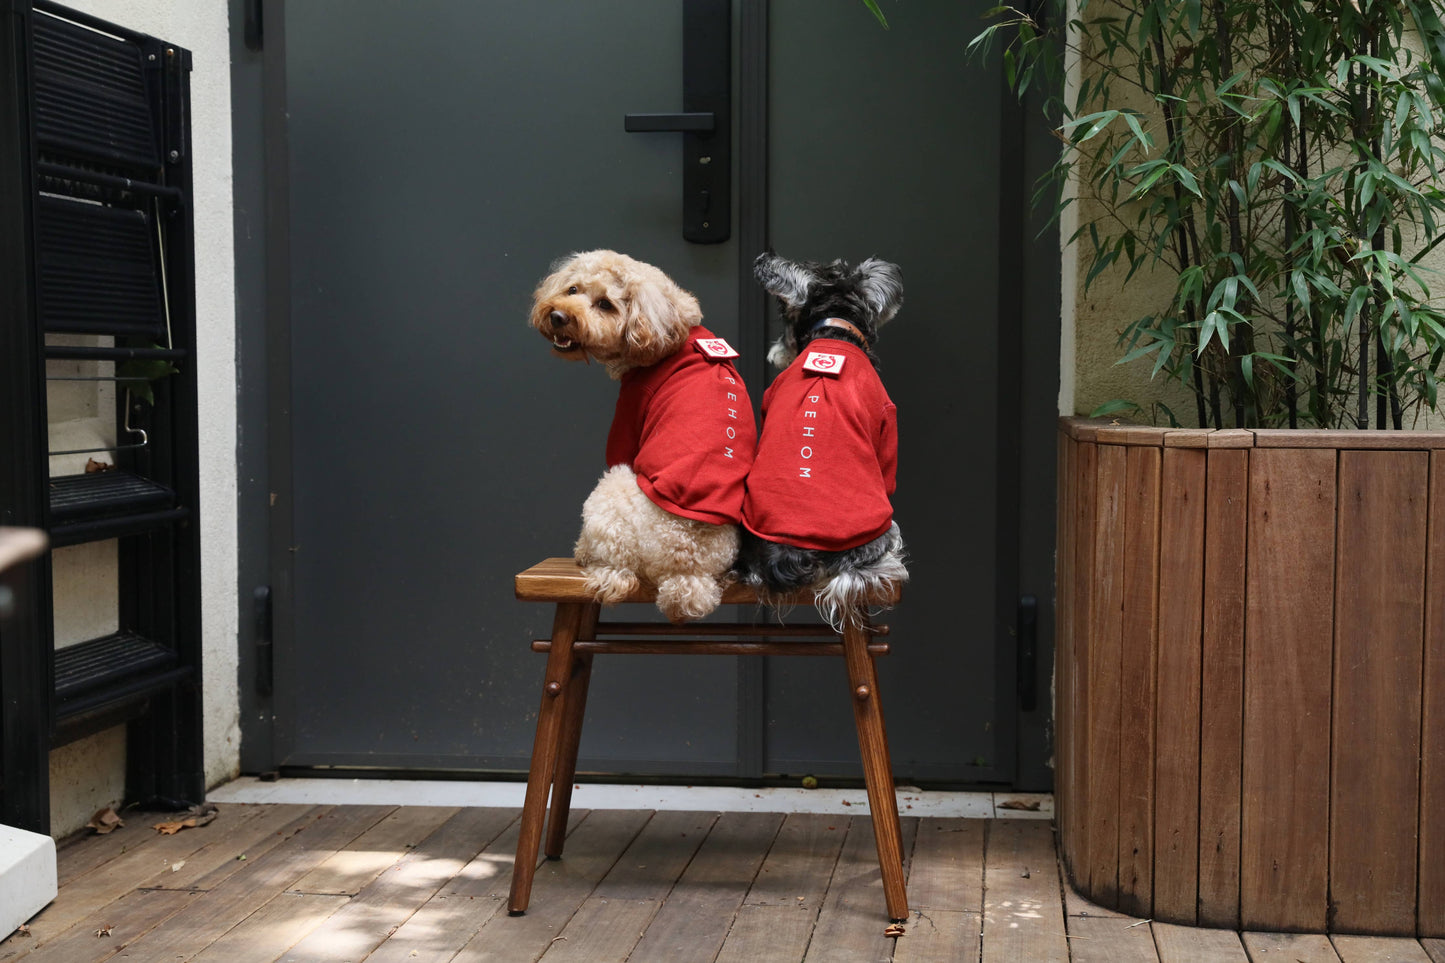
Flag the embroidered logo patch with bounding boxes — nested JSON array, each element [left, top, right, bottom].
[[802, 351, 846, 375], [696, 338, 739, 360]]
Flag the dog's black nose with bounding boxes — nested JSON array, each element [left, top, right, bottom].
[[548, 310, 568, 329]]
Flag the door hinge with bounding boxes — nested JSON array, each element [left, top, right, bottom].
[[253, 585, 273, 696], [1016, 594, 1038, 712]]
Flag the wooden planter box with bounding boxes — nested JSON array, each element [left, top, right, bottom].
[[1055, 417, 1445, 936]]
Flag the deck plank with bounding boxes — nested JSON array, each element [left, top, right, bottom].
[[281, 806, 516, 962], [149, 803, 315, 891], [188, 892, 349, 963], [287, 805, 457, 896], [893, 909, 979, 963], [1151, 921, 1248, 962], [449, 809, 652, 963], [53, 810, 172, 886], [1421, 939, 1445, 963], [1330, 936, 1436, 963], [907, 817, 985, 912], [627, 811, 784, 963], [981, 819, 1068, 963], [715, 905, 821, 963], [361, 809, 531, 963], [592, 810, 717, 901], [17, 888, 201, 963], [103, 805, 394, 961], [1241, 932, 1343, 962], [802, 815, 919, 962], [1067, 914, 1159, 963]]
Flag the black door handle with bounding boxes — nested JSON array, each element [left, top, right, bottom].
[[624, 113, 716, 133], [624, 0, 730, 244]]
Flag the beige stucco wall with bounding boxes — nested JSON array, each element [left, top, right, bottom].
[[43, 0, 237, 838]]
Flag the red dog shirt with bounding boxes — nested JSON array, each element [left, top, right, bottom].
[[606, 326, 757, 525], [743, 338, 898, 551]]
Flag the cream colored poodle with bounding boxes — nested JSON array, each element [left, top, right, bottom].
[[529, 250, 757, 622]]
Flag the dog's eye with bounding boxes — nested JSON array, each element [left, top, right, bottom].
[[567, 285, 578, 295], [596, 298, 615, 312]]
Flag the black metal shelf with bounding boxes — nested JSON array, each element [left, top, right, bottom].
[[54, 630, 189, 728], [45, 344, 187, 362], [47, 470, 188, 546]]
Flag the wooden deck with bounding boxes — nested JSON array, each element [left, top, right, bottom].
[[2, 803, 1443, 962]]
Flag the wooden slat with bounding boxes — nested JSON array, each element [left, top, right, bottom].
[[1153, 447, 1206, 924], [1240, 932, 1342, 961], [18, 888, 202, 963], [1241, 448, 1336, 932], [594, 811, 717, 901], [362, 811, 528, 963], [451, 810, 653, 963], [1151, 922, 1249, 962], [287, 805, 458, 896], [801, 816, 919, 961], [626, 812, 784, 963], [539, 897, 661, 962], [1065, 439, 1097, 881], [714, 905, 820, 963], [892, 909, 981, 963], [1422, 452, 1445, 940], [105, 805, 395, 961], [1331, 450, 1427, 935], [1208, 430, 1255, 449], [980, 820, 1068, 963], [715, 812, 845, 963], [515, 557, 899, 606], [1422, 938, 1445, 962], [1198, 448, 1248, 929], [1118, 445, 1161, 917], [1085, 442, 1127, 906], [1252, 429, 1445, 449], [1330, 936, 1436, 963], [187, 892, 349, 963], [281, 806, 516, 962], [1055, 431, 1076, 868], [906, 818, 984, 912], [1066, 914, 1159, 962], [54, 810, 172, 886]]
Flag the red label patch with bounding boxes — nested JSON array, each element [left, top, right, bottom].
[[696, 338, 739, 360], [802, 351, 846, 375]]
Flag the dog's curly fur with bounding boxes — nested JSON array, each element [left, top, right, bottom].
[[738, 252, 908, 626], [531, 250, 742, 622]]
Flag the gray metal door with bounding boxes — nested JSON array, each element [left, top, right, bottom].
[[251, 0, 1032, 785]]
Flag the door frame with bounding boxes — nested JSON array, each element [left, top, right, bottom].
[[228, 0, 1059, 789]]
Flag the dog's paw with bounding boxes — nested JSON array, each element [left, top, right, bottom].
[[583, 565, 639, 605], [655, 574, 724, 624]]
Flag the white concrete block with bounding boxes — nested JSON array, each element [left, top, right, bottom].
[[0, 824, 57, 938]]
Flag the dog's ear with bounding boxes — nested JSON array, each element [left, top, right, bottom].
[[855, 258, 904, 325], [754, 252, 814, 309], [625, 273, 700, 363]]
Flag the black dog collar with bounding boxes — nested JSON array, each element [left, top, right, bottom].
[[808, 317, 865, 342]]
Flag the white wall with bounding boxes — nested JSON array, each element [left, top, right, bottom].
[[44, 0, 238, 837]]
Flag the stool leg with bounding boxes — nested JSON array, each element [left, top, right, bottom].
[[508, 602, 586, 915], [842, 616, 909, 922], [544, 605, 598, 858]]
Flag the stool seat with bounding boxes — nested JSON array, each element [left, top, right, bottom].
[[506, 557, 909, 922]]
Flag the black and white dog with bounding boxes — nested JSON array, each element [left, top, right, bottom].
[[738, 252, 908, 625]]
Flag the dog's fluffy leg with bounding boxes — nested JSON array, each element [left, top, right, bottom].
[[655, 574, 724, 624]]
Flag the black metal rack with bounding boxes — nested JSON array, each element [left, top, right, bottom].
[[0, 1, 203, 833]]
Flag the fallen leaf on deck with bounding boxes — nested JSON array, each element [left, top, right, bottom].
[[171, 861, 186, 872], [884, 923, 906, 938], [87, 807, 124, 835], [1021, 866, 1031, 878], [16, 925, 30, 937], [998, 799, 1042, 811], [95, 926, 113, 938], [85, 459, 115, 473], [153, 802, 219, 835]]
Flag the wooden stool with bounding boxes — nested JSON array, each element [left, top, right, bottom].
[[508, 557, 909, 922]]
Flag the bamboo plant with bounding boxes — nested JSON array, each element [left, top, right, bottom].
[[971, 0, 1445, 428]]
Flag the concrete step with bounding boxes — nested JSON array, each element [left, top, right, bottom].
[[0, 823, 56, 938]]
